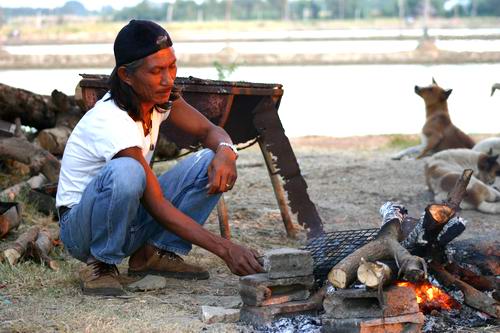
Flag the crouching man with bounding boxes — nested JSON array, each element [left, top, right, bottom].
[[56, 19, 263, 296]]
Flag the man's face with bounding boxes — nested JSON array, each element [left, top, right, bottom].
[[126, 47, 177, 108]]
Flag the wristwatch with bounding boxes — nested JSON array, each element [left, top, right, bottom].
[[217, 142, 238, 160]]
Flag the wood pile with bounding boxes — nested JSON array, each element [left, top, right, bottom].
[[327, 169, 499, 319]]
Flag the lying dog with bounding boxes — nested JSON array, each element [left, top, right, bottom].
[[473, 137, 500, 156], [425, 149, 500, 214], [392, 78, 475, 160]]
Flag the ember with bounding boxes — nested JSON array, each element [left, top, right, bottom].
[[397, 281, 461, 313]]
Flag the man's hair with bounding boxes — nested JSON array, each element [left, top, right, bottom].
[[107, 58, 144, 120], [108, 20, 173, 119]]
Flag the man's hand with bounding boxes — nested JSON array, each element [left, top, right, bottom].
[[223, 242, 265, 276], [207, 146, 237, 194]]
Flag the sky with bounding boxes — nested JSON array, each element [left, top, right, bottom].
[[0, 1, 167, 11]]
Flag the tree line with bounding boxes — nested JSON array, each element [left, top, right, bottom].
[[2, 0, 500, 21]]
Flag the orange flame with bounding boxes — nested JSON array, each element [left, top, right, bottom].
[[397, 281, 460, 313]]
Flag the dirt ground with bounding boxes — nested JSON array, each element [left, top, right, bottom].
[[0, 135, 499, 332]]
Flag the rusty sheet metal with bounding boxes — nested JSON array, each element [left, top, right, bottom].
[[252, 97, 324, 238]]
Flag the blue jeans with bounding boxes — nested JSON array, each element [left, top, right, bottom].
[[59, 149, 221, 265]]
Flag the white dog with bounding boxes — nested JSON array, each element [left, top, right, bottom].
[[425, 149, 500, 214]]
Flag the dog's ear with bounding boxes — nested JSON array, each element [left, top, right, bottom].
[[444, 89, 452, 100], [486, 154, 499, 167], [432, 77, 437, 85]]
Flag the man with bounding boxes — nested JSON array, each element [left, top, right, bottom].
[[56, 19, 263, 296]]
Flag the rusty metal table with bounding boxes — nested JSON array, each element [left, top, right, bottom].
[[77, 74, 323, 238]]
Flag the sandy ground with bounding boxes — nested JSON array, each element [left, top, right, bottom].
[[0, 136, 499, 332]]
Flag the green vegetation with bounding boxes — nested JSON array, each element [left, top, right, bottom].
[[386, 134, 421, 149], [3, 0, 500, 22], [213, 61, 238, 80]]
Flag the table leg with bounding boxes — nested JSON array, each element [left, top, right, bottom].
[[217, 195, 230, 239], [258, 139, 297, 238]]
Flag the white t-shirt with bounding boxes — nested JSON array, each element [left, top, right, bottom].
[[56, 93, 170, 208]]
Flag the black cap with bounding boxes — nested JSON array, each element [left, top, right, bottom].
[[113, 19, 173, 67]]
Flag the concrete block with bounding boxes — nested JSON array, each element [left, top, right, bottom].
[[239, 273, 314, 306], [200, 306, 240, 324], [321, 312, 424, 333], [240, 298, 321, 326], [323, 286, 419, 319], [263, 248, 313, 279]]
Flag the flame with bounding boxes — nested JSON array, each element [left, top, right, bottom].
[[397, 281, 460, 313]]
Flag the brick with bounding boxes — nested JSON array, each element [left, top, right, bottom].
[[239, 273, 314, 306], [322, 312, 424, 333], [262, 248, 313, 279], [323, 286, 419, 319], [239, 298, 321, 326]]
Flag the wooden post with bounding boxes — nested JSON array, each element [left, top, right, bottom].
[[217, 195, 230, 240], [258, 139, 297, 238]]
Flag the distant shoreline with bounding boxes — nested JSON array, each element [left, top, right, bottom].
[[1, 49, 500, 69]]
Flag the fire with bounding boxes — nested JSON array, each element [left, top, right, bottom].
[[397, 281, 460, 313]]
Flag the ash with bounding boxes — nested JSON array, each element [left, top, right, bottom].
[[423, 305, 498, 333], [256, 315, 322, 333]]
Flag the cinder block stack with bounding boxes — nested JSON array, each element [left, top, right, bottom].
[[239, 248, 320, 326], [321, 285, 425, 333]]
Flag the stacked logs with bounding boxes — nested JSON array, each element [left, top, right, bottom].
[[0, 225, 60, 271], [327, 169, 499, 319]]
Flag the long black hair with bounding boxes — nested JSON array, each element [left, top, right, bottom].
[[107, 58, 144, 121]]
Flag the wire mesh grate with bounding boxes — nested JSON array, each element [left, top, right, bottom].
[[302, 228, 380, 285]]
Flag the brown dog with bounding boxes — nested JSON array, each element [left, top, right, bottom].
[[392, 78, 475, 160], [425, 149, 500, 214]]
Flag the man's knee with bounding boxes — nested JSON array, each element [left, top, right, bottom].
[[105, 157, 146, 196], [195, 149, 215, 169]]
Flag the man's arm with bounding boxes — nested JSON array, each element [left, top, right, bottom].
[[167, 97, 238, 193], [114, 147, 263, 276]]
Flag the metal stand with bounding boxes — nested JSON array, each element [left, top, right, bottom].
[[258, 139, 297, 238]]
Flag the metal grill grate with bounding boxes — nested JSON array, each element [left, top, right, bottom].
[[302, 228, 379, 285]]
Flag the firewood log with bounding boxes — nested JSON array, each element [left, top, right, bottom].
[[430, 261, 499, 318], [0, 83, 83, 130], [0, 137, 60, 182], [1, 226, 39, 265], [0, 202, 22, 238], [0, 83, 58, 129], [357, 259, 398, 289], [403, 169, 472, 256], [446, 238, 500, 276], [32, 228, 59, 271], [445, 262, 498, 292], [35, 126, 72, 156], [0, 174, 48, 201], [328, 215, 427, 289]]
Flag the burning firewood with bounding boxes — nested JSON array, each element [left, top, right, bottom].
[[1, 226, 40, 265], [328, 204, 427, 289], [430, 261, 500, 318], [445, 262, 498, 292], [403, 169, 472, 257]]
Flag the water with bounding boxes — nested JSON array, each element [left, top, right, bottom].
[[5, 39, 500, 55], [0, 64, 499, 138]]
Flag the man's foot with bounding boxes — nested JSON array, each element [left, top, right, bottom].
[[128, 248, 209, 280], [79, 261, 126, 296]]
